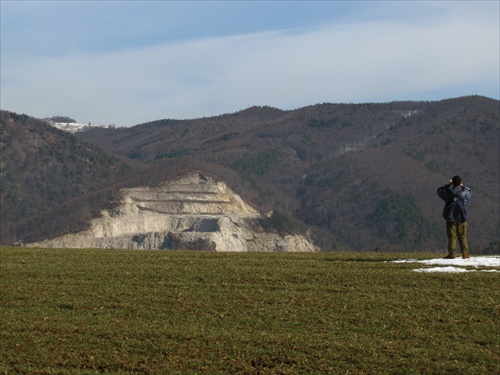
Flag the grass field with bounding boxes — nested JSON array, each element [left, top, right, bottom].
[[1, 247, 499, 374]]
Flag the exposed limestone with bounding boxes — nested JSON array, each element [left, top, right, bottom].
[[28, 172, 318, 252]]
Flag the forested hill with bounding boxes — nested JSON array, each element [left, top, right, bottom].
[[0, 111, 131, 243], [1, 96, 499, 252]]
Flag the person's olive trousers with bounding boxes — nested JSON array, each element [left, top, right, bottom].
[[446, 220, 469, 257]]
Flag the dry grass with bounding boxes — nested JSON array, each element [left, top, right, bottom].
[[1, 247, 499, 374]]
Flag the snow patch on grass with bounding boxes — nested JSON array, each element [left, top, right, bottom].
[[393, 256, 500, 273]]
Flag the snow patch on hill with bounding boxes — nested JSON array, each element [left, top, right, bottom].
[[47, 121, 113, 133]]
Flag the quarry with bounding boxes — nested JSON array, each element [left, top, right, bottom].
[[28, 172, 318, 252]]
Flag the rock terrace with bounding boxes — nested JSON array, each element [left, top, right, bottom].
[[28, 172, 318, 252]]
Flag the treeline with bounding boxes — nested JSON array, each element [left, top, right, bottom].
[[46, 116, 76, 123]]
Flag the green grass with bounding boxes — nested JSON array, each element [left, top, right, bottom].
[[1, 247, 498, 374]]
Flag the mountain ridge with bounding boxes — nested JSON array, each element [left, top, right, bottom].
[[2, 96, 499, 252]]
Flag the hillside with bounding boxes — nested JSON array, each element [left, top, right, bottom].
[[1, 96, 499, 252], [0, 111, 131, 244], [75, 96, 500, 252]]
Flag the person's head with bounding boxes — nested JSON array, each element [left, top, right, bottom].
[[451, 175, 462, 186]]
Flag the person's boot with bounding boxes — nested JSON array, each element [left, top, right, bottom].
[[443, 253, 455, 259], [462, 252, 470, 259]]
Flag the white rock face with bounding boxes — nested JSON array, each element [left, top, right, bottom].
[[28, 173, 318, 252]]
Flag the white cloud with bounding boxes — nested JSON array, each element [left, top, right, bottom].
[[1, 2, 498, 126]]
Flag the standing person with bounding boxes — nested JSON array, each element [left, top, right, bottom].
[[437, 175, 473, 259]]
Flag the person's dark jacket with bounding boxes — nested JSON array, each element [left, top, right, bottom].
[[437, 184, 472, 223]]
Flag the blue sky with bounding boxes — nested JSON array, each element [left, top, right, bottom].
[[1, 1, 499, 127]]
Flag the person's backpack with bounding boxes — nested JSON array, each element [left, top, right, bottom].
[[443, 198, 467, 223], [437, 184, 472, 223]]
